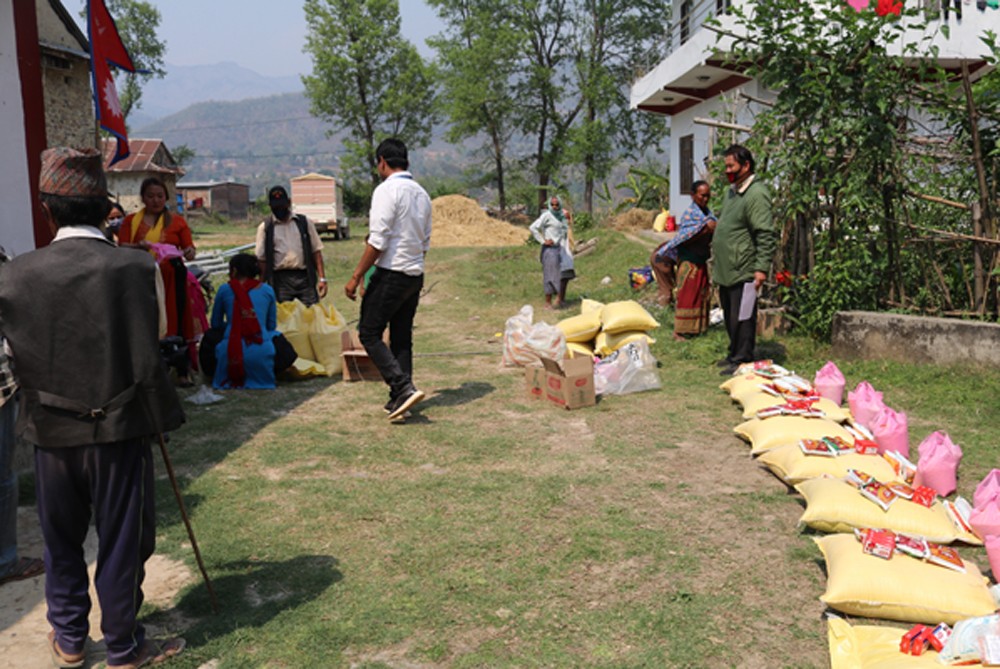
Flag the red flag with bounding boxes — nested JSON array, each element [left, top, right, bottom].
[[88, 0, 138, 165]]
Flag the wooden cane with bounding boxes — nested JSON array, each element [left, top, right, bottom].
[[156, 432, 219, 613]]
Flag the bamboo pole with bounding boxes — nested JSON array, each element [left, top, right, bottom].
[[693, 117, 752, 133], [899, 222, 1000, 246], [903, 191, 970, 211]]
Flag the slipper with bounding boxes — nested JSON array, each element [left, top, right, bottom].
[[0, 556, 44, 586], [48, 630, 85, 669], [108, 637, 185, 669]]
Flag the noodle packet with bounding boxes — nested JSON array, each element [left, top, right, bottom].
[[887, 482, 915, 500], [846, 469, 875, 488], [860, 528, 896, 559], [944, 498, 975, 535], [895, 533, 930, 559], [860, 480, 897, 511], [853, 439, 880, 456], [800, 439, 839, 457], [927, 543, 965, 572], [884, 451, 917, 485]]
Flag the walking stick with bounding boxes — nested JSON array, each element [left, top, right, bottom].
[[156, 432, 219, 613]]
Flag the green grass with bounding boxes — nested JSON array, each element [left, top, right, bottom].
[[126, 225, 1000, 668]]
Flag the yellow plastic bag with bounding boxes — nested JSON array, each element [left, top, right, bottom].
[[284, 357, 327, 379], [594, 330, 656, 357], [276, 299, 316, 362], [566, 341, 595, 358], [733, 416, 855, 455], [757, 443, 898, 486], [652, 209, 669, 233], [556, 311, 602, 343], [600, 300, 660, 334], [307, 300, 347, 376], [738, 393, 851, 422], [580, 299, 604, 315], [827, 617, 966, 669]]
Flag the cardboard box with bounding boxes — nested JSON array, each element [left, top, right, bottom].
[[539, 355, 595, 410], [524, 363, 546, 400], [340, 331, 386, 382]]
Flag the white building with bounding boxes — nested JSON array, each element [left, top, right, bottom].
[[630, 0, 999, 213]]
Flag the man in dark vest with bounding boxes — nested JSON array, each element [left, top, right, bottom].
[[0, 147, 186, 668], [255, 185, 327, 305]]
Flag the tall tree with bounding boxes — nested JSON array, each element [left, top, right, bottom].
[[82, 0, 166, 122], [302, 0, 437, 191], [428, 0, 523, 211]]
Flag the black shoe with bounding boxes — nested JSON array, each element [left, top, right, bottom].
[[387, 387, 425, 420], [719, 364, 739, 376], [715, 358, 733, 368], [383, 400, 411, 419]]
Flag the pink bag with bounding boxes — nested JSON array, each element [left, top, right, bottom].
[[970, 504, 1000, 541], [813, 361, 846, 406], [912, 431, 963, 497], [847, 381, 885, 429], [974, 470, 1000, 510], [985, 534, 1000, 579], [869, 406, 909, 458]]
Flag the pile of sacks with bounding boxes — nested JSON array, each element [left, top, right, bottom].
[[554, 299, 659, 358], [276, 299, 347, 378], [719, 360, 1000, 666]]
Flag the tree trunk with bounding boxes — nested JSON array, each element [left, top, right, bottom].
[[491, 127, 506, 212], [961, 62, 990, 314]]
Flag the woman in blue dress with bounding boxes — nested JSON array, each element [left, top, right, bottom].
[[211, 253, 278, 389]]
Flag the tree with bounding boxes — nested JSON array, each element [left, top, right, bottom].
[[171, 144, 195, 168], [302, 0, 437, 191], [428, 0, 523, 212], [83, 0, 166, 121]]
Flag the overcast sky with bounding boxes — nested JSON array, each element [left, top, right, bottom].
[[69, 0, 445, 77]]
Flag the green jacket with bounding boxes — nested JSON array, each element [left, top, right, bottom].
[[710, 176, 776, 287]]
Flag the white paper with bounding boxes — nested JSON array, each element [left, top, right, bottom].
[[738, 281, 757, 321]]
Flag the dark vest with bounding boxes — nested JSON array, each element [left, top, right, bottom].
[[0, 236, 184, 447], [263, 214, 315, 287]]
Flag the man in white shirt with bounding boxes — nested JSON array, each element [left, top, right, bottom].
[[345, 139, 432, 421]]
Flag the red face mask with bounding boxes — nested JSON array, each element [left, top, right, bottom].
[[726, 171, 738, 184]]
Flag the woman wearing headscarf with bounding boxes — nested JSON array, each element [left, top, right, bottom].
[[210, 253, 279, 389], [653, 180, 717, 339], [529, 195, 572, 310]]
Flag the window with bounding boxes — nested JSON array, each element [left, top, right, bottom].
[[679, 134, 694, 195], [680, 0, 692, 44], [716, 0, 731, 15]]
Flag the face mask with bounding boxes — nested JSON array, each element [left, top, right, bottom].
[[108, 216, 124, 227], [272, 206, 290, 220], [726, 172, 738, 184]]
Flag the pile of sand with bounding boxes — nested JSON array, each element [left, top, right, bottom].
[[608, 207, 659, 231], [431, 195, 530, 247]]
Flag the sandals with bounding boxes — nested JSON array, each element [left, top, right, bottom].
[[0, 556, 44, 586], [107, 637, 186, 669], [48, 630, 85, 669]]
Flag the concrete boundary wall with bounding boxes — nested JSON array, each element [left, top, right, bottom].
[[831, 311, 1000, 369]]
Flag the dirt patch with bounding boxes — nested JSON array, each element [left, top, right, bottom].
[[607, 208, 658, 232], [432, 195, 530, 248]]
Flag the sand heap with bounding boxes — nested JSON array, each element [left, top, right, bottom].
[[608, 207, 659, 231], [431, 195, 530, 247]]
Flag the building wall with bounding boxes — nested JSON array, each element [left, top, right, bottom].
[[41, 49, 93, 148]]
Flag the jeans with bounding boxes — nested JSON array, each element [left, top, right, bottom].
[[358, 268, 423, 397], [0, 398, 17, 578]]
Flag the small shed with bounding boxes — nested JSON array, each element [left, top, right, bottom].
[[177, 180, 250, 220], [102, 138, 185, 213]]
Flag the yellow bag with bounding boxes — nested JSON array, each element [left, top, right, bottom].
[[796, 477, 982, 544], [734, 416, 855, 455], [566, 341, 595, 358], [652, 209, 668, 233], [276, 299, 316, 362], [599, 300, 660, 334], [737, 393, 851, 422], [594, 330, 656, 357], [757, 443, 898, 486], [556, 311, 602, 343], [719, 373, 769, 397], [580, 299, 604, 315], [816, 533, 995, 625], [827, 617, 966, 668], [307, 301, 347, 376], [284, 357, 327, 379]]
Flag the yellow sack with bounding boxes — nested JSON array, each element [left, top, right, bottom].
[[556, 311, 602, 343], [600, 300, 660, 334], [566, 341, 595, 358], [719, 373, 769, 396], [827, 617, 970, 669], [285, 357, 327, 379], [738, 393, 851, 422], [307, 301, 347, 377], [594, 330, 656, 357], [652, 209, 668, 233], [816, 533, 995, 625], [733, 416, 855, 455], [276, 299, 316, 362], [796, 477, 982, 544], [757, 443, 898, 486], [580, 299, 604, 315]]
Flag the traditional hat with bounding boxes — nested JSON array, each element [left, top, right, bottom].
[[38, 147, 108, 197]]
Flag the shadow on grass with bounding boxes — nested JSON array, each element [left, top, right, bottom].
[[755, 340, 788, 364], [423, 381, 495, 409], [151, 555, 343, 648]]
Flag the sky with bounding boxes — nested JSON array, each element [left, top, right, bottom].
[[69, 0, 445, 78]]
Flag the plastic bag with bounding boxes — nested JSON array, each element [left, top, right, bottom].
[[975, 470, 1000, 510], [186, 384, 224, 405], [813, 361, 845, 406], [501, 305, 566, 368], [938, 613, 1000, 665], [307, 301, 347, 377], [970, 504, 1000, 542], [847, 381, 885, 429], [276, 299, 317, 362], [986, 535, 1000, 579], [913, 431, 962, 496], [593, 339, 661, 396], [869, 406, 909, 458]]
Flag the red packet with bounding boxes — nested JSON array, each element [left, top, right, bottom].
[[911, 486, 936, 508], [900, 624, 929, 655], [861, 528, 896, 559], [854, 438, 880, 455], [860, 481, 897, 511], [846, 469, 875, 488], [884, 451, 917, 485], [929, 623, 951, 652], [887, 482, 915, 500], [822, 436, 853, 453], [894, 533, 930, 559], [927, 543, 965, 572], [800, 439, 838, 457]]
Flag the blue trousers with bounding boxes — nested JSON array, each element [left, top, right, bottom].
[[358, 267, 423, 398], [35, 438, 155, 666], [0, 398, 17, 577]]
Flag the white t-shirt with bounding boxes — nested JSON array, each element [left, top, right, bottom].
[[368, 172, 432, 276]]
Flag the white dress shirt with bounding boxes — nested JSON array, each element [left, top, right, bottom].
[[368, 172, 432, 276]]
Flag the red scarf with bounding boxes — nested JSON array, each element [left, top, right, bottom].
[[226, 278, 262, 387]]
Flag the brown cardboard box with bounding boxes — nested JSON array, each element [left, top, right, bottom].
[[340, 331, 385, 382], [524, 363, 545, 401], [539, 356, 595, 409]]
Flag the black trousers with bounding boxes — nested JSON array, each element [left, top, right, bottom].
[[35, 438, 155, 666], [358, 267, 423, 397], [273, 269, 318, 306], [718, 280, 757, 364]]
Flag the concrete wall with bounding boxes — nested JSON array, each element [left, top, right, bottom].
[[831, 311, 1000, 369], [41, 50, 93, 148]]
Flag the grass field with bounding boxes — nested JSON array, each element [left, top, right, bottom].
[[130, 223, 1000, 668]]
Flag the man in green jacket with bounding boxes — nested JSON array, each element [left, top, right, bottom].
[[710, 145, 776, 375]]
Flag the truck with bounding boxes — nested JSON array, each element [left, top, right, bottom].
[[290, 172, 350, 240]]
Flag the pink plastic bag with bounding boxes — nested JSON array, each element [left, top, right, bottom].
[[975, 470, 1000, 510], [912, 431, 963, 497], [847, 381, 885, 429], [813, 361, 846, 406], [970, 504, 1000, 542], [869, 406, 909, 458], [985, 534, 1000, 579]]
